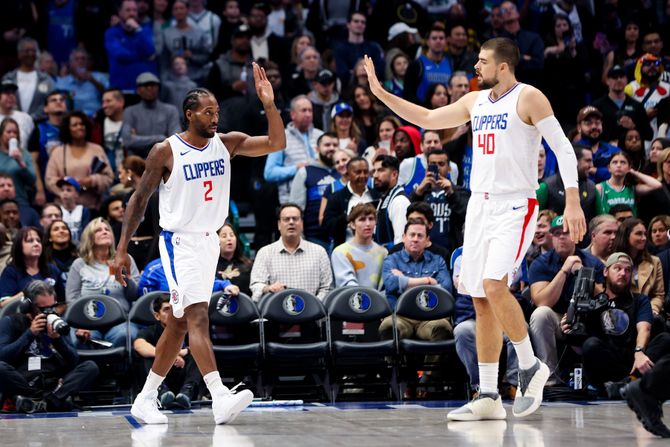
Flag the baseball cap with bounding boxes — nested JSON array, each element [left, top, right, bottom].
[[388, 22, 418, 41], [607, 65, 626, 78], [136, 72, 160, 86], [549, 215, 566, 235], [315, 69, 336, 84], [56, 176, 81, 193], [0, 79, 18, 93], [604, 252, 633, 268], [232, 24, 252, 38], [576, 106, 602, 123], [331, 102, 353, 118]]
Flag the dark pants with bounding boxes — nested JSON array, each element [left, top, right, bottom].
[[583, 332, 670, 388], [0, 360, 99, 400], [140, 355, 201, 397], [640, 333, 670, 401]]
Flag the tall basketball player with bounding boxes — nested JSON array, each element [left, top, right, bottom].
[[110, 63, 286, 425], [364, 38, 586, 420]]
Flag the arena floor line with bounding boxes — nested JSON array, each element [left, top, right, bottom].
[[0, 400, 668, 446]]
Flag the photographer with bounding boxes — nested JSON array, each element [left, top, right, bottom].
[[0, 280, 98, 413], [561, 253, 670, 394], [528, 215, 605, 386]]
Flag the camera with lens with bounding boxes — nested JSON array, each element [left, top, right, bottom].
[[41, 307, 70, 336], [565, 267, 609, 336]]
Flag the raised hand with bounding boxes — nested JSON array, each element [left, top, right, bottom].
[[363, 55, 384, 98], [253, 62, 274, 107]]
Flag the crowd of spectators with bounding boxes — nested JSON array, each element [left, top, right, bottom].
[[1, 0, 670, 413]]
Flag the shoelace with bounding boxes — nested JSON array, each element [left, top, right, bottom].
[[229, 382, 244, 395]]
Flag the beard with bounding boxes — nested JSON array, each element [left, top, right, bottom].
[[581, 133, 600, 144], [319, 153, 334, 167], [480, 76, 499, 89]]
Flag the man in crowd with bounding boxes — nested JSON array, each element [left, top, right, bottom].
[[264, 95, 323, 204], [586, 214, 618, 263], [334, 11, 384, 86], [404, 25, 452, 104], [250, 204, 332, 301], [373, 155, 410, 248], [93, 89, 125, 174], [55, 48, 109, 117], [33, 91, 68, 205], [0, 174, 39, 229], [308, 69, 339, 132], [574, 106, 619, 184], [289, 132, 340, 248], [122, 73, 180, 158]]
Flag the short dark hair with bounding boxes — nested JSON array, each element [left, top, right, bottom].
[[427, 148, 449, 161], [406, 201, 435, 223], [59, 111, 92, 144], [152, 294, 170, 313], [404, 217, 429, 235], [573, 143, 592, 160], [426, 23, 446, 39], [317, 132, 338, 146], [122, 155, 146, 177], [183, 88, 215, 123], [347, 10, 367, 22], [44, 90, 67, 106], [481, 37, 520, 72], [373, 154, 400, 172], [0, 197, 19, 209], [609, 204, 633, 216], [102, 88, 124, 102], [346, 156, 368, 171], [277, 203, 303, 220]]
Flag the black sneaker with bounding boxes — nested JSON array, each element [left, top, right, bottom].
[[621, 381, 670, 438], [16, 396, 47, 414], [173, 393, 192, 409], [159, 390, 176, 410]]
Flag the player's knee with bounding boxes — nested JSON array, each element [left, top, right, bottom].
[[482, 278, 506, 297]]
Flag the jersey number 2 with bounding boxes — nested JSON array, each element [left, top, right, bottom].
[[203, 180, 213, 201], [478, 133, 495, 155]]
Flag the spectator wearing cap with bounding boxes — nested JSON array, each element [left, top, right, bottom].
[[333, 11, 384, 86], [206, 24, 254, 102], [264, 95, 323, 204], [574, 105, 620, 184], [625, 53, 670, 134], [45, 111, 115, 211], [308, 69, 339, 132], [121, 72, 180, 158], [161, 0, 213, 86], [55, 48, 109, 117], [593, 64, 653, 143], [384, 22, 419, 81], [105, 0, 158, 93], [1, 37, 54, 120], [329, 102, 366, 154], [54, 176, 91, 245], [0, 80, 34, 153], [528, 215, 605, 386]]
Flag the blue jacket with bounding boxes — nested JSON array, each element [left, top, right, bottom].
[[138, 259, 231, 296], [576, 138, 620, 184], [382, 249, 452, 309], [105, 24, 158, 92]]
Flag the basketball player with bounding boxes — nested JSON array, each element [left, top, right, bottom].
[[364, 38, 586, 420], [110, 63, 286, 425]]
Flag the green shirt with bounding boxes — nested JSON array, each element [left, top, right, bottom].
[[596, 181, 637, 215]]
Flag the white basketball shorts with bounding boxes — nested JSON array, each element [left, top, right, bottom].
[[458, 192, 538, 298], [159, 230, 220, 318]]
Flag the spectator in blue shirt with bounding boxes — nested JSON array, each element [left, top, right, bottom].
[[333, 12, 384, 86], [528, 215, 605, 385], [574, 106, 620, 184], [105, 0, 158, 93], [55, 49, 109, 116], [378, 219, 453, 339]]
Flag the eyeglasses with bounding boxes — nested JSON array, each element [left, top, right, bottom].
[[280, 216, 301, 223]]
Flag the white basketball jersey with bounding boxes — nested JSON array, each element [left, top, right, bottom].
[[159, 134, 231, 232], [469, 83, 540, 195]]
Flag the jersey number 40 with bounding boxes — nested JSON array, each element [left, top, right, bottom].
[[477, 133, 495, 155]]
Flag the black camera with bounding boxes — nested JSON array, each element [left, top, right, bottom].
[[565, 267, 609, 336], [41, 307, 70, 336]]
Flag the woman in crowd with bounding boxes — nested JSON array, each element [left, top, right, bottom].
[[423, 82, 456, 145], [45, 111, 114, 210], [643, 137, 670, 177], [595, 152, 662, 216], [0, 118, 36, 207], [43, 219, 78, 283], [602, 19, 642, 85], [613, 218, 666, 319], [618, 128, 645, 171], [216, 223, 253, 296], [118, 155, 159, 270], [352, 85, 387, 145], [647, 215, 670, 254], [66, 218, 140, 347], [639, 148, 670, 224], [362, 115, 401, 165], [288, 33, 314, 76], [384, 53, 409, 97], [0, 227, 64, 305], [330, 102, 366, 154]]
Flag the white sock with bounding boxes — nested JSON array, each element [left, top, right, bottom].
[[512, 335, 536, 370], [203, 371, 229, 397], [141, 370, 165, 395], [478, 362, 499, 395]]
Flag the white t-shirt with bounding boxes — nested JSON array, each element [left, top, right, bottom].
[[103, 118, 124, 170], [16, 70, 37, 113]]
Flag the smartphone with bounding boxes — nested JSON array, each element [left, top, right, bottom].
[[428, 164, 439, 177]]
